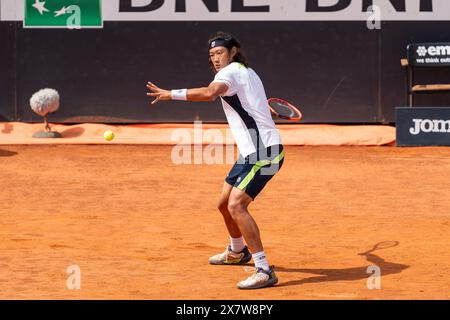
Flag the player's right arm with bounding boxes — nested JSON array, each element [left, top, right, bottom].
[[146, 81, 228, 105]]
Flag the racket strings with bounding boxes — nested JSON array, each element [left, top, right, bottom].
[[272, 103, 296, 117], [268, 98, 302, 120]]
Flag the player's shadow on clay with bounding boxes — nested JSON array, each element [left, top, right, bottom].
[[275, 241, 409, 287], [0, 149, 17, 157]]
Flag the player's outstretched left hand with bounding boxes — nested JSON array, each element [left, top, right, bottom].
[[146, 82, 171, 105]]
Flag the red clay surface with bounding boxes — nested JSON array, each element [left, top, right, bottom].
[[1, 145, 450, 299]]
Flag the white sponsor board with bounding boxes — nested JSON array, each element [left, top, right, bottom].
[[1, 0, 450, 21]]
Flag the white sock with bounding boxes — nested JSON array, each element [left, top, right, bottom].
[[252, 251, 270, 271], [230, 236, 245, 253]]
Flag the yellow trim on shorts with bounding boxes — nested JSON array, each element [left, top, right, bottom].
[[236, 150, 284, 190]]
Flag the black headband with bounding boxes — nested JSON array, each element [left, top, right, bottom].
[[209, 38, 233, 50]]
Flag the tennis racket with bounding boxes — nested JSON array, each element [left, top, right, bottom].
[[268, 98, 302, 121]]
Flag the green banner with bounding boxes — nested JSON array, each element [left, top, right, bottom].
[[24, 0, 102, 28]]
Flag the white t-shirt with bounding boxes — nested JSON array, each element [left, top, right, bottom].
[[211, 62, 282, 158]]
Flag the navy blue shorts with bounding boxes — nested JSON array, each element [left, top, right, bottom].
[[225, 144, 284, 199]]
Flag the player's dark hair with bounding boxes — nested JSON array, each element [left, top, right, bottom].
[[208, 32, 249, 72]]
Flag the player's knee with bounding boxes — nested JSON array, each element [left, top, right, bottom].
[[227, 199, 246, 219], [217, 198, 228, 213]]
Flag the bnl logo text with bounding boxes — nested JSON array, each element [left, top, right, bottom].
[[119, 0, 434, 12]]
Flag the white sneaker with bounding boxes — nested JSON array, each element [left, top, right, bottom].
[[209, 245, 252, 265], [237, 266, 278, 290]]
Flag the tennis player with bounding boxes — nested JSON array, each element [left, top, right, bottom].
[[146, 32, 284, 290]]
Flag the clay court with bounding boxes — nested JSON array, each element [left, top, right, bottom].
[[1, 144, 450, 299]]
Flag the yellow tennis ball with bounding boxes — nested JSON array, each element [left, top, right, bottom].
[[104, 130, 115, 141]]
